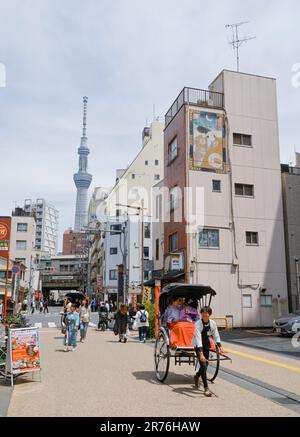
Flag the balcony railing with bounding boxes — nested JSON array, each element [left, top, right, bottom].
[[165, 87, 224, 127]]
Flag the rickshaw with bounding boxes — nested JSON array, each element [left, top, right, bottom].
[[154, 283, 231, 383]]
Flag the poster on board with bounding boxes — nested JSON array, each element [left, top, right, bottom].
[[6, 327, 41, 384]]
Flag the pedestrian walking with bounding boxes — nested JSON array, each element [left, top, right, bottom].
[[39, 300, 43, 313], [79, 299, 91, 342], [135, 304, 149, 343], [43, 298, 49, 314], [64, 304, 80, 352], [113, 304, 129, 343], [31, 301, 35, 314]]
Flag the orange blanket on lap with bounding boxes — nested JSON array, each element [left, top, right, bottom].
[[169, 321, 195, 348]]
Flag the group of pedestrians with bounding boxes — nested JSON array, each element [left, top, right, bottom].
[[113, 303, 149, 344], [62, 298, 91, 352], [31, 298, 49, 314]]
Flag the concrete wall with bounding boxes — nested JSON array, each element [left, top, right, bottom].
[[282, 170, 300, 311]]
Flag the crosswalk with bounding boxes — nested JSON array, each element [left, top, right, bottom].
[[34, 322, 97, 329]]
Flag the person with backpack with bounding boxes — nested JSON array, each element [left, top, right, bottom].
[[135, 304, 149, 343]]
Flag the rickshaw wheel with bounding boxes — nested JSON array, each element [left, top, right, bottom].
[[154, 330, 170, 383], [207, 344, 220, 382]]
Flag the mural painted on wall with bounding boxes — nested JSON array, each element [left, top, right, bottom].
[[189, 111, 225, 172]]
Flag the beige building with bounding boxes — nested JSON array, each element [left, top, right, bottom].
[[163, 70, 288, 327]]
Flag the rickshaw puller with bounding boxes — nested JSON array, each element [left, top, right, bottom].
[[192, 306, 225, 397]]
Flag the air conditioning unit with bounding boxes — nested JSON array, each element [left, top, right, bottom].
[[170, 253, 183, 271]]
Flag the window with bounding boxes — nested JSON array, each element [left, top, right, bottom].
[[242, 294, 252, 308], [212, 180, 221, 192], [235, 184, 254, 197], [246, 232, 259, 246], [170, 187, 178, 212], [169, 233, 178, 252], [144, 223, 151, 239], [16, 240, 27, 250], [60, 265, 68, 272], [154, 174, 160, 180], [199, 229, 220, 249], [144, 247, 149, 258], [144, 270, 150, 280], [109, 269, 117, 280], [110, 224, 122, 235], [155, 159, 159, 166], [156, 238, 159, 261], [116, 209, 120, 217], [131, 174, 135, 179], [168, 137, 178, 163], [0, 271, 12, 279], [145, 160, 148, 166], [260, 295, 272, 307], [233, 133, 252, 147], [156, 194, 162, 221], [110, 247, 118, 255], [17, 223, 28, 232]]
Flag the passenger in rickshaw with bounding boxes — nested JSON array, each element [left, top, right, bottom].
[[192, 306, 225, 397], [165, 296, 183, 324], [179, 296, 199, 323], [166, 296, 197, 349]]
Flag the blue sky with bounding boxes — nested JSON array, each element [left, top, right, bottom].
[[1, 0, 300, 249]]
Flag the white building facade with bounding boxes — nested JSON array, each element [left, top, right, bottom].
[[24, 199, 59, 255]]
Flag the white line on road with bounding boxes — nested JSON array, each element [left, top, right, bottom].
[[47, 322, 57, 328], [34, 323, 42, 329]]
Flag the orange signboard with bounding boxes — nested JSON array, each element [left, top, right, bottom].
[[7, 328, 41, 376], [0, 217, 11, 260], [0, 217, 11, 326]]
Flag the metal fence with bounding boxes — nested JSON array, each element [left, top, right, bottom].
[[165, 87, 224, 127]]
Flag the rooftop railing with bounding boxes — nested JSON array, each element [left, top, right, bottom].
[[165, 87, 224, 127]]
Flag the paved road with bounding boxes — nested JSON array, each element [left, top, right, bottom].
[[6, 326, 300, 417], [27, 306, 99, 329]]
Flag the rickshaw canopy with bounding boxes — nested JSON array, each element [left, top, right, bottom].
[[159, 283, 216, 314]]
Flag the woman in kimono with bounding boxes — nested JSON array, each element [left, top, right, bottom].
[[64, 304, 80, 352]]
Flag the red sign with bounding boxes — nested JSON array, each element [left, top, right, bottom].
[[0, 218, 11, 260], [0, 217, 11, 327]]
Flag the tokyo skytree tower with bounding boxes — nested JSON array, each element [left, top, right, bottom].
[[73, 96, 92, 231]]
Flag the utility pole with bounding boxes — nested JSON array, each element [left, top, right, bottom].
[[141, 198, 144, 299], [225, 21, 256, 72], [295, 258, 300, 310], [116, 201, 147, 299]]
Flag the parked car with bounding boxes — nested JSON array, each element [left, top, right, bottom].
[[273, 310, 300, 336]]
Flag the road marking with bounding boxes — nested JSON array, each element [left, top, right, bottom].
[[226, 348, 300, 373], [34, 323, 42, 329], [89, 322, 97, 327], [245, 330, 276, 337], [47, 322, 57, 328]]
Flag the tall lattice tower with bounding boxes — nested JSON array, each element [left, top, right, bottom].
[[73, 96, 92, 231]]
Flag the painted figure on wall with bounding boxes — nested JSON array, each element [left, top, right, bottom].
[[190, 111, 225, 172]]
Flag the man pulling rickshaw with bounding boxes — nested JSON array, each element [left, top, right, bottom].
[[154, 283, 230, 396]]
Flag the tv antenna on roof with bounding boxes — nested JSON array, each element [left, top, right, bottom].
[[225, 21, 256, 72]]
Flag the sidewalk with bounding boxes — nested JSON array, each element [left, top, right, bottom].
[[6, 328, 300, 417]]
